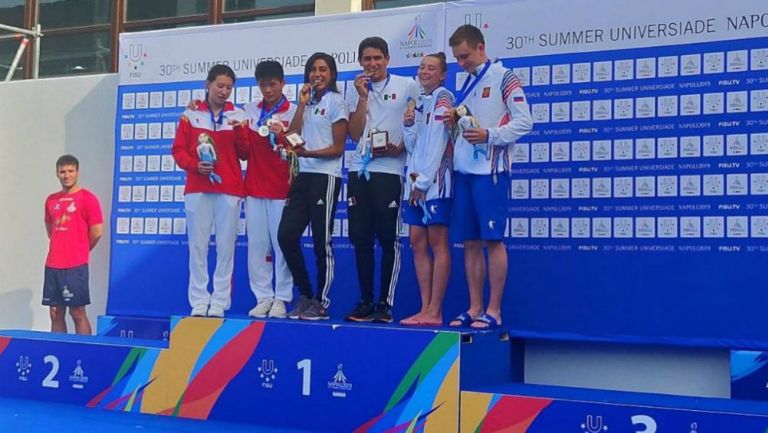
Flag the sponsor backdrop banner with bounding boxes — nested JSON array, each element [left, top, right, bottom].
[[111, 0, 768, 344], [110, 4, 445, 319]]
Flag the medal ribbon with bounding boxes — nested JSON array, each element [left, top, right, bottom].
[[454, 60, 491, 105]]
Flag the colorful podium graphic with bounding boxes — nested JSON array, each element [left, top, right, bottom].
[[0, 319, 464, 433], [461, 389, 768, 433]]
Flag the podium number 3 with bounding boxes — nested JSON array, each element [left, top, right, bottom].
[[297, 359, 311, 396], [43, 355, 60, 389]]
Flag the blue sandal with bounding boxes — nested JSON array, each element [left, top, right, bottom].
[[449, 312, 475, 328], [470, 313, 501, 329]]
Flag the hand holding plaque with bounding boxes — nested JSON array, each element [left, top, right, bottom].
[[370, 128, 389, 154], [284, 131, 306, 149]]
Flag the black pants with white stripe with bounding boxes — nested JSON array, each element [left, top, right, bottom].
[[347, 171, 403, 307], [278, 172, 341, 308]]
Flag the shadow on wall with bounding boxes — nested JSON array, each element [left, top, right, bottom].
[[0, 288, 35, 329]]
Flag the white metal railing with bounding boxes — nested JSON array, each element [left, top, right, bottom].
[[0, 23, 43, 81]]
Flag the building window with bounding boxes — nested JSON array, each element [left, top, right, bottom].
[[125, 21, 208, 32], [125, 0, 209, 22], [0, 38, 25, 80], [374, 0, 442, 9], [224, 0, 313, 10], [0, 0, 25, 28], [39, 31, 110, 77], [39, 0, 111, 29], [0, 0, 319, 79], [222, 0, 313, 23]]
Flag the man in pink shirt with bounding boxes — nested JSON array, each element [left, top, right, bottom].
[[43, 155, 103, 335]]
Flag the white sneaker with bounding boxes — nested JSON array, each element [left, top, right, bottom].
[[207, 304, 225, 317], [249, 298, 274, 318], [268, 300, 287, 318], [191, 304, 208, 317]]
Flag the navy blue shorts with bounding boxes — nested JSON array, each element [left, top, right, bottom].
[[403, 198, 452, 227], [451, 172, 510, 242], [43, 264, 90, 307]]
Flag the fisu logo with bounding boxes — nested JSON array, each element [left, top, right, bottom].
[[124, 43, 148, 78], [464, 12, 489, 31]]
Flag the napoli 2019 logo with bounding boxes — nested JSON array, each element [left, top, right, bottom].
[[401, 15, 433, 59]]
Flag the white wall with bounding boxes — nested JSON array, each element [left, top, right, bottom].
[[525, 341, 731, 398], [0, 73, 117, 332]]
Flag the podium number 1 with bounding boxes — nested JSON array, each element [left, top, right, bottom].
[[297, 359, 311, 396]]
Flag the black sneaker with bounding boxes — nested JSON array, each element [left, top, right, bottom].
[[344, 301, 375, 322], [300, 299, 330, 320], [287, 295, 312, 319], [372, 302, 393, 324]]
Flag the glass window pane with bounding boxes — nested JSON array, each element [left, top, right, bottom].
[[126, 0, 209, 22], [128, 21, 207, 32], [0, 0, 25, 28], [0, 38, 26, 80], [223, 11, 313, 23], [39, 31, 111, 77], [39, 0, 112, 29], [374, 0, 441, 9], [224, 0, 313, 11]]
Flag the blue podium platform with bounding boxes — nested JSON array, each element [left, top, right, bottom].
[[0, 317, 512, 433], [97, 315, 171, 341], [0, 396, 320, 433], [9, 317, 768, 432], [732, 350, 768, 401], [460, 383, 768, 433]]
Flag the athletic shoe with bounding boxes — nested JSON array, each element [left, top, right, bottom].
[[372, 302, 393, 324], [287, 295, 312, 319], [300, 299, 329, 320], [344, 301, 375, 322], [207, 304, 225, 318], [191, 304, 208, 317], [268, 299, 287, 318], [248, 298, 274, 318]]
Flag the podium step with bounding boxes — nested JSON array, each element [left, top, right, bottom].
[[0, 396, 320, 433], [731, 349, 768, 401], [1, 317, 510, 432], [0, 330, 165, 407], [97, 315, 171, 341], [460, 383, 768, 433]]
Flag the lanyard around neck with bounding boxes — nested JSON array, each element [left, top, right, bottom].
[[368, 73, 391, 94], [258, 96, 286, 126], [209, 104, 224, 130], [455, 60, 491, 105]]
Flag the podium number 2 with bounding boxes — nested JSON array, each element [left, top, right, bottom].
[[297, 359, 311, 396], [42, 355, 60, 389]]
